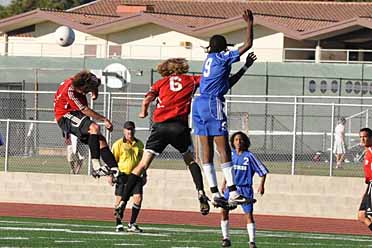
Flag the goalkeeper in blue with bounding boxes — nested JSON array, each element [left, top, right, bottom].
[[220, 131, 268, 248]]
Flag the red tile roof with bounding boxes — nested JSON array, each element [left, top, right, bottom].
[[2, 1, 372, 40]]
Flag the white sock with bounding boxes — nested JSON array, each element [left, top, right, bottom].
[[202, 163, 218, 189], [247, 223, 256, 243], [221, 162, 235, 188], [91, 159, 101, 170], [221, 220, 230, 239]]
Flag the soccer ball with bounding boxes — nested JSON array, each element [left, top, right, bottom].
[[55, 26, 75, 47]]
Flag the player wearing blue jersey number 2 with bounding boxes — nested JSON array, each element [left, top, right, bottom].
[[192, 9, 256, 209], [220, 131, 268, 248]]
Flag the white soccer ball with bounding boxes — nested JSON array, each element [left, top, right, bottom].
[[55, 26, 75, 47]]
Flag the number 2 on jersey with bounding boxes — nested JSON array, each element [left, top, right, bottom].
[[203, 58, 213, 77]]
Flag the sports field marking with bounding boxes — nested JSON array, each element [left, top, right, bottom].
[[0, 238, 28, 240], [54, 240, 84, 243], [0, 226, 167, 237], [114, 244, 145, 246]]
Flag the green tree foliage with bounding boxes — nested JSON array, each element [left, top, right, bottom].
[[0, 0, 95, 19]]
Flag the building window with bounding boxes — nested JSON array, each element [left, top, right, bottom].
[[84, 45, 97, 57], [308, 80, 316, 93], [109, 45, 122, 58], [345, 81, 353, 93], [354, 81, 361, 94], [362, 82, 369, 95], [320, 80, 327, 94], [331, 80, 338, 93]]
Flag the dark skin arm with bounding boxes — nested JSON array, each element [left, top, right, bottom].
[[237, 9, 254, 56], [229, 52, 257, 88]]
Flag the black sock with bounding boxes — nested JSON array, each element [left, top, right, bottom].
[[228, 185, 237, 192], [368, 223, 372, 231], [88, 134, 100, 159], [116, 217, 122, 226], [130, 203, 141, 224], [100, 146, 118, 168], [123, 174, 142, 202], [211, 186, 219, 194], [188, 162, 204, 192]]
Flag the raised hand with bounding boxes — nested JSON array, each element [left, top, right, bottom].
[[242, 9, 253, 24], [245, 52, 257, 68]]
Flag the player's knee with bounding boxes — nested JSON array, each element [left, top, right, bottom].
[[89, 123, 100, 134], [358, 211, 366, 222]]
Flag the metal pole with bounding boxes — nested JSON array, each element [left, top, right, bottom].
[[291, 97, 297, 175], [329, 104, 335, 176], [366, 109, 369, 127], [4, 119, 10, 172]]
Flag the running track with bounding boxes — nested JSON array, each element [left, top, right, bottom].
[[0, 202, 370, 235]]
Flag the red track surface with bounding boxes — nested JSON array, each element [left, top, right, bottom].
[[0, 202, 370, 235]]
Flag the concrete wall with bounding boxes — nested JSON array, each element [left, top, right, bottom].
[[0, 170, 365, 220]]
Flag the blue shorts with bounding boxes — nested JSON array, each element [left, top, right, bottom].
[[224, 185, 253, 214], [192, 95, 228, 136]]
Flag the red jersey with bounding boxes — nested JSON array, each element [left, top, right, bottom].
[[54, 78, 88, 121], [363, 147, 372, 183], [147, 74, 200, 123]]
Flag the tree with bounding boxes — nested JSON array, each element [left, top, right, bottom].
[[0, 0, 95, 19]]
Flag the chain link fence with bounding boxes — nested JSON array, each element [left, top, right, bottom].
[[0, 91, 371, 177]]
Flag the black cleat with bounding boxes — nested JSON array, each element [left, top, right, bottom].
[[221, 238, 231, 247], [212, 196, 229, 210], [249, 242, 257, 248], [127, 223, 143, 233], [198, 193, 210, 216], [91, 165, 110, 178], [116, 224, 124, 232]]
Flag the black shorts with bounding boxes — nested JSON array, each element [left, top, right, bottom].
[[57, 111, 93, 144], [145, 120, 193, 155], [115, 173, 144, 198], [359, 183, 372, 211]]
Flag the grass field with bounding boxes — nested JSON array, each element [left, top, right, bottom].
[[0, 156, 365, 177], [0, 216, 371, 248]]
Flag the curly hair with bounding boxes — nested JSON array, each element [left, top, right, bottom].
[[230, 131, 251, 151], [72, 70, 101, 92], [157, 58, 189, 77]]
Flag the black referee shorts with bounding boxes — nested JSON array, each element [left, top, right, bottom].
[[145, 120, 193, 155], [115, 173, 144, 198]]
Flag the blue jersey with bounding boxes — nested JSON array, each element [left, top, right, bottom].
[[232, 150, 269, 186], [200, 50, 240, 98]]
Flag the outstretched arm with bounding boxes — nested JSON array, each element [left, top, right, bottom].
[[229, 52, 257, 88], [238, 9, 254, 56], [139, 94, 156, 118]]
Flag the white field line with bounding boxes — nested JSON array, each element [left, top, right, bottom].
[[0, 227, 167, 237], [1, 220, 372, 244], [0, 238, 28, 240], [54, 241, 84, 243], [114, 244, 145, 246]]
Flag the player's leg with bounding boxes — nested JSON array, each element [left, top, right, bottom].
[[358, 184, 372, 231], [128, 179, 144, 233], [240, 186, 256, 247], [114, 174, 126, 232], [220, 208, 231, 247]]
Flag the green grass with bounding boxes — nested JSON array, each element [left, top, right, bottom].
[[0, 216, 371, 248], [0, 156, 365, 177]]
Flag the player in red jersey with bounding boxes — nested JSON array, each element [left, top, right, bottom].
[[54, 70, 118, 177], [114, 58, 211, 217], [358, 127, 372, 232]]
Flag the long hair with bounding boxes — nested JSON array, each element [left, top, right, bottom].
[[157, 58, 189, 77], [230, 131, 251, 151], [72, 70, 101, 92]]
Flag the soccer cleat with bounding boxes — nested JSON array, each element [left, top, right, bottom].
[[249, 242, 257, 248], [198, 192, 210, 216], [91, 165, 110, 178], [127, 223, 143, 233], [221, 238, 231, 247], [212, 196, 229, 210], [116, 224, 124, 232], [228, 194, 256, 205]]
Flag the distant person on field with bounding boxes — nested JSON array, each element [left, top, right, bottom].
[[24, 117, 36, 156], [110, 121, 145, 233], [357, 127, 372, 232], [334, 117, 346, 169], [65, 133, 85, 174], [220, 131, 268, 248]]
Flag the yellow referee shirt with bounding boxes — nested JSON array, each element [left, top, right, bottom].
[[111, 137, 144, 175]]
